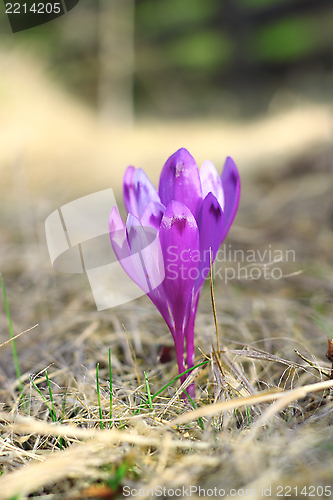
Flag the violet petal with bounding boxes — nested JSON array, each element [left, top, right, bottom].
[[123, 167, 160, 220], [195, 192, 224, 293], [158, 148, 203, 218], [109, 207, 148, 291], [200, 160, 224, 209], [159, 200, 200, 333], [133, 168, 160, 219], [221, 157, 241, 238], [126, 214, 172, 328], [140, 201, 166, 231], [123, 166, 138, 217]]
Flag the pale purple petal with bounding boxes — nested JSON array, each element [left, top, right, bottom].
[[109, 206, 129, 258], [140, 201, 166, 231], [195, 192, 224, 293], [133, 168, 160, 219], [123, 166, 138, 217], [126, 214, 163, 289], [123, 167, 160, 219], [126, 214, 171, 328], [158, 148, 203, 218], [109, 207, 148, 291], [200, 160, 224, 209], [126, 214, 151, 290], [221, 157, 241, 238], [160, 200, 199, 333]]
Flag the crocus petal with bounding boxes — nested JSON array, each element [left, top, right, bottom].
[[126, 214, 158, 293], [126, 213, 151, 290], [123, 167, 160, 219], [221, 157, 241, 238], [158, 148, 203, 218], [195, 192, 224, 293], [109, 206, 129, 258], [109, 207, 148, 291], [126, 214, 171, 328], [159, 200, 199, 333], [140, 201, 166, 231], [123, 166, 138, 217], [133, 168, 161, 219], [200, 160, 224, 209]]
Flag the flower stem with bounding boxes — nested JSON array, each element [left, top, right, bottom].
[[173, 334, 186, 386], [184, 298, 199, 399]]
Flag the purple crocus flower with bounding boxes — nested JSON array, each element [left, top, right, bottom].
[[109, 148, 240, 398]]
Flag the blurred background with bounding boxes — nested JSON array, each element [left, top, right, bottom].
[[0, 0, 332, 204], [1, 0, 333, 119]]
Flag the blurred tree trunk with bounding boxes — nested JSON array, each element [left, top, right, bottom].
[[97, 0, 134, 126]]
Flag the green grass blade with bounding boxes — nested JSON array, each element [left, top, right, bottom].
[[246, 405, 252, 427], [45, 370, 63, 449], [183, 389, 204, 430], [96, 362, 104, 430], [152, 359, 209, 400], [133, 359, 210, 416], [45, 371, 57, 423], [109, 348, 112, 428], [59, 386, 68, 449], [30, 377, 55, 420], [144, 371, 154, 415], [0, 273, 23, 392]]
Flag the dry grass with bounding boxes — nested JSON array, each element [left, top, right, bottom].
[[1, 142, 333, 499]]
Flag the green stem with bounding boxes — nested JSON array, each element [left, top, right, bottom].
[[96, 363, 104, 429], [144, 371, 154, 414], [0, 273, 22, 392], [109, 348, 112, 428], [45, 371, 57, 423]]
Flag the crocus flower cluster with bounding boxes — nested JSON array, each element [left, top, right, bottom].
[[109, 148, 240, 397]]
